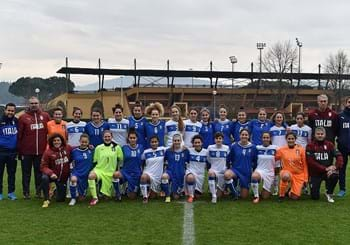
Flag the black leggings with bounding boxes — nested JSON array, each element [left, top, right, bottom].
[[310, 173, 338, 200], [41, 175, 66, 202]]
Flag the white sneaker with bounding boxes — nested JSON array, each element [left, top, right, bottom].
[[272, 188, 278, 196], [325, 193, 335, 203], [211, 196, 217, 204], [69, 199, 77, 206]]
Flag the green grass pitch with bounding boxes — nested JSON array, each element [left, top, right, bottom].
[[0, 163, 350, 245]]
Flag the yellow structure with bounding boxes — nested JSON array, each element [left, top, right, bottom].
[[47, 91, 130, 119]]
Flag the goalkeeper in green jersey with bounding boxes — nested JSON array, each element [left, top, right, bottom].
[[88, 130, 123, 206]]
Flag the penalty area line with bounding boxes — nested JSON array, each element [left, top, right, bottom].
[[182, 202, 195, 245]]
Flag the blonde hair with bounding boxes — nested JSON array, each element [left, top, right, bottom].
[[145, 102, 164, 117]]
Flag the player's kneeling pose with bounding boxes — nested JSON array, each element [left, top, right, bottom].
[[162, 134, 189, 202], [88, 130, 123, 206], [185, 135, 208, 203], [251, 132, 277, 203], [69, 134, 93, 206], [40, 134, 72, 208], [275, 132, 308, 201], [225, 129, 257, 200], [207, 132, 230, 203], [140, 136, 167, 204], [113, 129, 144, 200]]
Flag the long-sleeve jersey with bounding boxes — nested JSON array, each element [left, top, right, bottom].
[[290, 124, 312, 148], [71, 147, 93, 177], [108, 118, 129, 146], [66, 121, 87, 147], [308, 108, 338, 143], [232, 121, 250, 142], [128, 116, 147, 147], [121, 144, 144, 176], [275, 145, 308, 182], [93, 143, 123, 174], [228, 142, 257, 175], [84, 121, 110, 147], [256, 144, 277, 172], [199, 121, 214, 148], [183, 119, 202, 148], [337, 107, 350, 153], [207, 144, 230, 173], [306, 140, 343, 177], [0, 115, 18, 152], [213, 119, 233, 145], [249, 119, 272, 145], [145, 120, 166, 148]]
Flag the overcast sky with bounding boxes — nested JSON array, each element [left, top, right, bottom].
[[0, 0, 349, 85]]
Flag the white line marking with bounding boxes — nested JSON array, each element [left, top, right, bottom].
[[183, 202, 195, 245]]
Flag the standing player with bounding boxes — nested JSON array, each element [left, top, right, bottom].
[[308, 94, 338, 143], [306, 127, 343, 203], [165, 105, 184, 147], [232, 108, 250, 143], [185, 135, 208, 203], [213, 105, 234, 146], [183, 108, 202, 147], [66, 107, 86, 148], [40, 133, 72, 208], [108, 104, 129, 146], [128, 101, 147, 148], [199, 107, 214, 149], [145, 102, 166, 148], [162, 134, 189, 202], [113, 130, 144, 200], [140, 136, 167, 203], [275, 132, 308, 201], [269, 111, 288, 195], [0, 103, 18, 200], [84, 108, 109, 148], [47, 107, 67, 141], [18, 96, 50, 199], [249, 108, 272, 146], [207, 132, 230, 203], [88, 130, 123, 206], [290, 112, 312, 148], [251, 132, 277, 203], [69, 134, 93, 206], [337, 96, 350, 197], [225, 129, 257, 200]]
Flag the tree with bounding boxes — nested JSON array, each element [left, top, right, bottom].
[[262, 40, 298, 74], [260, 40, 298, 108], [324, 50, 350, 109], [9, 76, 75, 103]]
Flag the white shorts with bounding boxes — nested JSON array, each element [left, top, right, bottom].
[[255, 168, 274, 192], [185, 170, 205, 193], [210, 169, 225, 191], [143, 170, 161, 193]]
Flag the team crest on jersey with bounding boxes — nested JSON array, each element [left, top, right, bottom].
[[324, 145, 327, 150], [296, 149, 300, 156], [242, 149, 246, 156], [329, 112, 332, 117], [40, 115, 43, 120]]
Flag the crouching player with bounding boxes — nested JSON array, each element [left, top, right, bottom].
[[207, 132, 230, 203], [162, 134, 189, 202], [185, 135, 208, 203], [225, 129, 257, 200], [275, 132, 308, 201], [88, 130, 123, 206], [40, 134, 72, 208], [69, 133, 93, 206], [306, 127, 343, 203], [251, 132, 277, 203], [114, 129, 144, 200], [140, 136, 167, 203]]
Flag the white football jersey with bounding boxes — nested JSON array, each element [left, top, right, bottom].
[[290, 124, 312, 148], [183, 119, 202, 147], [206, 144, 230, 173], [66, 121, 87, 147], [142, 146, 166, 179], [256, 144, 277, 172], [108, 118, 129, 146], [270, 125, 287, 147]]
